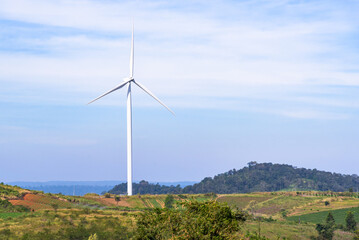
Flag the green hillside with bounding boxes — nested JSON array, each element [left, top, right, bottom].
[[184, 162, 359, 193]]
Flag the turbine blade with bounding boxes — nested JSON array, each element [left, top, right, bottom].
[[130, 22, 134, 78], [133, 81, 175, 115], [88, 80, 129, 104]]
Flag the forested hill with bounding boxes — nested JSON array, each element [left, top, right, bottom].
[[108, 162, 359, 195], [183, 162, 359, 193]]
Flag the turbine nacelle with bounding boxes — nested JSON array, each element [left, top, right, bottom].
[[88, 77, 174, 116]]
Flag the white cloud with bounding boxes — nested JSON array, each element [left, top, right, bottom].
[[279, 110, 349, 120]]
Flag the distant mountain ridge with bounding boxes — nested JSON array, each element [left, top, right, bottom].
[[108, 162, 359, 195], [7, 181, 124, 186]]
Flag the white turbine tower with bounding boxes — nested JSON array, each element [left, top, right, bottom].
[[88, 24, 174, 196]]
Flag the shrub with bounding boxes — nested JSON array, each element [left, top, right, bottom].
[[135, 200, 247, 239], [315, 212, 335, 240], [204, 192, 218, 198], [178, 194, 187, 199], [84, 193, 99, 197], [345, 211, 357, 232]]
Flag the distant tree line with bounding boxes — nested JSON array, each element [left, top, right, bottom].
[[108, 162, 359, 195], [108, 180, 183, 195]]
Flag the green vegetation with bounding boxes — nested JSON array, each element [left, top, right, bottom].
[[0, 184, 21, 198]]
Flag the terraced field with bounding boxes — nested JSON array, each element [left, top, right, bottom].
[[83, 196, 131, 208], [74, 194, 213, 210], [253, 195, 323, 216], [288, 196, 359, 216], [217, 193, 274, 209]]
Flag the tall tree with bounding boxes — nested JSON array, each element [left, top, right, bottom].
[[325, 212, 335, 228], [164, 194, 174, 209], [315, 212, 336, 240], [345, 211, 357, 231]]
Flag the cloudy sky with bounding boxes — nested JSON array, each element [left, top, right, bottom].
[[1, 0, 359, 182]]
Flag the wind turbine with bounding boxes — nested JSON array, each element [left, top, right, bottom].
[[88, 24, 174, 196]]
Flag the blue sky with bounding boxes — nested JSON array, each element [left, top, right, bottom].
[[1, 0, 359, 182]]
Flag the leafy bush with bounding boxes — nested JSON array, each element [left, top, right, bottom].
[[135, 200, 247, 239]]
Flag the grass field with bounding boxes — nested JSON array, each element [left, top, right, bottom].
[[288, 206, 359, 225], [242, 220, 317, 240], [0, 212, 28, 219]]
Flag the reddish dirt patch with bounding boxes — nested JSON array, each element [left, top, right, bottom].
[[9, 193, 72, 211], [87, 197, 131, 207]]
